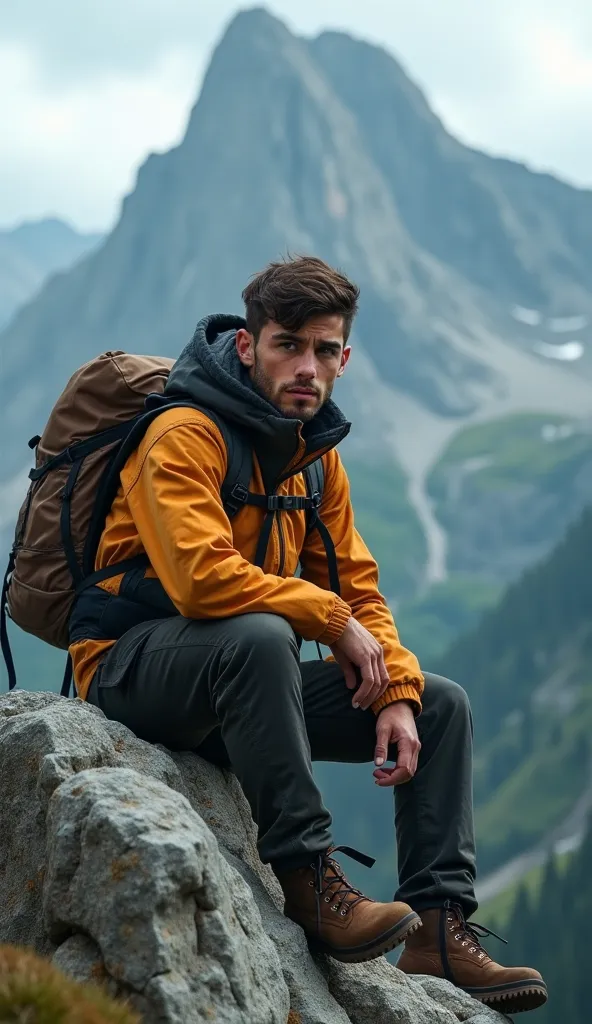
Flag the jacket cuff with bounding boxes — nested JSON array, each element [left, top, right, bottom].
[[371, 682, 423, 716], [316, 598, 352, 646]]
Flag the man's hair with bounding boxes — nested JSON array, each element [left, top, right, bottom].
[[242, 255, 360, 342]]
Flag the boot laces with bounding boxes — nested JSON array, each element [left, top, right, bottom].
[[444, 900, 508, 961], [312, 845, 376, 935]]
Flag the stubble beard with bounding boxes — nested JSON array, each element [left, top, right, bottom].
[[250, 358, 332, 422]]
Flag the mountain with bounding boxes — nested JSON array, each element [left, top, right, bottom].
[[313, 31, 592, 317], [0, 218, 101, 329], [439, 507, 592, 878], [2, 6, 592, 660]]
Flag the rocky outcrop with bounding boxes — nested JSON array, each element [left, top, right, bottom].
[[0, 690, 507, 1023]]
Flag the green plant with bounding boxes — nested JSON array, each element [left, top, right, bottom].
[[0, 944, 139, 1024]]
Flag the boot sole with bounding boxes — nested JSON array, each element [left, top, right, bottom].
[[309, 910, 422, 963], [464, 979, 548, 1014]]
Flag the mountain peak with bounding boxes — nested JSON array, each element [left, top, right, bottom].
[[216, 5, 293, 51], [2, 7, 592, 472]]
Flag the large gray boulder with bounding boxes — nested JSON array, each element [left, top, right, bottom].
[[0, 691, 507, 1023]]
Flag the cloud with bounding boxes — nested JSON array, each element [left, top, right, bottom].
[[0, 40, 200, 229], [1, 0, 222, 86], [530, 17, 592, 90], [1, 0, 591, 231]]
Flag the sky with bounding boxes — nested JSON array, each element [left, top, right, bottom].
[[1, 0, 592, 233]]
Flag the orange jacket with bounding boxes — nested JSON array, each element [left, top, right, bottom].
[[70, 405, 424, 710]]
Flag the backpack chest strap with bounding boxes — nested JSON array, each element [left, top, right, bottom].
[[229, 486, 322, 513]]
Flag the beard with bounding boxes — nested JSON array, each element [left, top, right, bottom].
[[250, 359, 332, 421]]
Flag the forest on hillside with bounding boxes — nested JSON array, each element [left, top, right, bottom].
[[499, 819, 592, 1024]]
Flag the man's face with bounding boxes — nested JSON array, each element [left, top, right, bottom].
[[235, 314, 351, 421]]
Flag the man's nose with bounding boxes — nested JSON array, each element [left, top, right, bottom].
[[294, 354, 317, 378]]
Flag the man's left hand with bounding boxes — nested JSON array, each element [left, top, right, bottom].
[[373, 700, 421, 787]]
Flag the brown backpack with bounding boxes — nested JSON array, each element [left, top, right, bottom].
[[1, 352, 173, 675]]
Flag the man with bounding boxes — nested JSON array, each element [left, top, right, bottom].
[[70, 256, 546, 1014]]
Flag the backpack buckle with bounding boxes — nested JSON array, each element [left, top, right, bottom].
[[229, 482, 249, 507], [267, 495, 309, 511], [311, 491, 322, 509]]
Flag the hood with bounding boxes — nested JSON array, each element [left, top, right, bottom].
[[163, 313, 351, 487]]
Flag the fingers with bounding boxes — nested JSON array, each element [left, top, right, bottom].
[[352, 655, 382, 710], [410, 738, 421, 776], [373, 735, 422, 787], [355, 648, 389, 710], [395, 737, 414, 778], [374, 766, 410, 787], [331, 622, 390, 710], [374, 722, 390, 767], [352, 659, 385, 708]]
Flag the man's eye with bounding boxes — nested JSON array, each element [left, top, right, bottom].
[[281, 341, 296, 350], [319, 346, 338, 356]]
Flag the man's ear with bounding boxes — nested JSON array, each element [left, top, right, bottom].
[[236, 328, 256, 367], [336, 345, 352, 378]]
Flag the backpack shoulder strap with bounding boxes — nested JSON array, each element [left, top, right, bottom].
[[304, 459, 324, 514], [189, 407, 252, 519], [303, 458, 340, 596]]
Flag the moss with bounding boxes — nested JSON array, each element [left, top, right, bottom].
[[0, 944, 139, 1024]]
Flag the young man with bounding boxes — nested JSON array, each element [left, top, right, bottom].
[[70, 256, 546, 1013]]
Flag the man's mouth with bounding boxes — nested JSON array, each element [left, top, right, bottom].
[[284, 388, 319, 399]]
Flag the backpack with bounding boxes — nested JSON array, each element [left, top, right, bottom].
[[1, 350, 331, 694]]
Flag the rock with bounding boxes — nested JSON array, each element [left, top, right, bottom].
[[53, 932, 106, 981], [0, 688, 71, 719], [322, 958, 456, 1023], [44, 766, 288, 1023], [411, 976, 508, 1021], [323, 961, 511, 1023], [0, 692, 117, 951], [53, 932, 120, 997], [170, 751, 263, 876], [225, 851, 351, 1024], [0, 691, 509, 1023]]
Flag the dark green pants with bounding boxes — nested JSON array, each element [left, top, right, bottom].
[[87, 611, 477, 915]]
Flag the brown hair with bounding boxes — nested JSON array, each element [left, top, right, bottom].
[[242, 255, 359, 342]]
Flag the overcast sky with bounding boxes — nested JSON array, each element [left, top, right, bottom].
[[2, 0, 591, 232]]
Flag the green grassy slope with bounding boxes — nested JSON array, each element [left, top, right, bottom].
[[428, 414, 592, 580]]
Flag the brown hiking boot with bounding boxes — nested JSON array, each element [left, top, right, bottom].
[[397, 902, 548, 1014], [276, 845, 421, 963]]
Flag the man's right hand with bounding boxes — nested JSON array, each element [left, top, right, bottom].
[[330, 617, 390, 711]]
